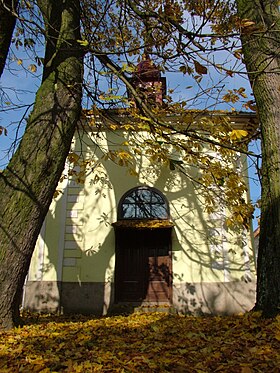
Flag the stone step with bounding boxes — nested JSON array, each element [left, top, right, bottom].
[[134, 305, 177, 314], [108, 303, 177, 316]]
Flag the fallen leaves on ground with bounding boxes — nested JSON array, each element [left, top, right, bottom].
[[0, 312, 280, 372]]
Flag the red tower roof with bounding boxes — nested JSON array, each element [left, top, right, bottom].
[[129, 55, 166, 105], [136, 55, 160, 81]]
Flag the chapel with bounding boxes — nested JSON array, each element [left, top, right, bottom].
[[23, 56, 257, 315]]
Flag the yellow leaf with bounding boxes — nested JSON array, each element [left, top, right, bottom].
[[226, 70, 234, 77], [179, 65, 187, 74], [229, 129, 248, 141], [240, 19, 255, 28], [243, 100, 257, 111], [241, 366, 253, 373], [77, 39, 89, 47], [136, 115, 152, 122], [234, 49, 243, 59], [28, 64, 37, 73], [0, 126, 7, 136], [17, 59, 23, 65], [53, 189, 62, 198], [275, 333, 280, 341], [68, 152, 80, 164]]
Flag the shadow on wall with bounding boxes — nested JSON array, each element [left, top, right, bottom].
[[170, 225, 256, 315], [23, 126, 256, 316], [172, 280, 256, 315], [23, 193, 64, 312], [23, 178, 116, 315], [151, 155, 256, 315]]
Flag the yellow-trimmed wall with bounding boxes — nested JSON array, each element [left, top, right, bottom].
[[25, 125, 256, 315]]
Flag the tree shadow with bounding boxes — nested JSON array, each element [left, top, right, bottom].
[[23, 123, 256, 317]]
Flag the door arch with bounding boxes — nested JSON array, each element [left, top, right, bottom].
[[114, 186, 173, 303]]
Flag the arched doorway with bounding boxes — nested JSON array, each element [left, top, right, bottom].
[[113, 186, 173, 303]]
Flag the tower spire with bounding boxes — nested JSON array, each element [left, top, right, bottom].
[[129, 54, 166, 106]]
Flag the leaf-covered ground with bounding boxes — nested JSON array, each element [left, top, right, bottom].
[[1, 312, 280, 372]]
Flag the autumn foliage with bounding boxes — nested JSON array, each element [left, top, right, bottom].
[[1, 312, 280, 372]]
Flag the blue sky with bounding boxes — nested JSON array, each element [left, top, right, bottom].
[[0, 51, 41, 166]]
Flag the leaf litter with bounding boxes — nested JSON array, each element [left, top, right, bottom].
[[0, 312, 280, 372]]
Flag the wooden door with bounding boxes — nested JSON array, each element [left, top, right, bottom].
[[115, 228, 172, 302], [146, 246, 171, 301]]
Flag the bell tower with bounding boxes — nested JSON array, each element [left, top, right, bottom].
[[129, 54, 166, 106]]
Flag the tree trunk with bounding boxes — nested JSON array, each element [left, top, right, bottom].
[[236, 0, 280, 316], [0, 0, 83, 329], [0, 0, 18, 77]]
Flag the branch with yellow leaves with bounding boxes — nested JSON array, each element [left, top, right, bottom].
[[89, 51, 259, 160]]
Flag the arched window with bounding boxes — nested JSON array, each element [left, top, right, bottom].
[[118, 186, 169, 220]]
